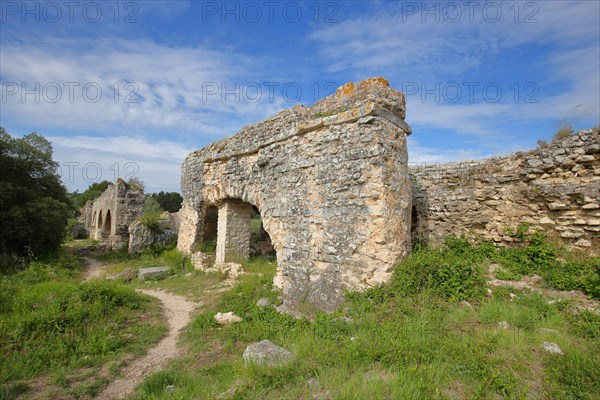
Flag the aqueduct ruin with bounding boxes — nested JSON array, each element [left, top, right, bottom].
[[178, 78, 413, 313], [81, 179, 144, 248], [80, 77, 599, 315]]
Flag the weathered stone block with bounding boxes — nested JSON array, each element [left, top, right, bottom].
[[138, 266, 173, 280], [178, 78, 412, 314]]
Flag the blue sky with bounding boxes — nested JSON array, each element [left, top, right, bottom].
[[1, 0, 599, 193]]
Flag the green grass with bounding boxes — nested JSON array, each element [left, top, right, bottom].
[[4, 234, 598, 399], [491, 227, 600, 299], [0, 254, 167, 399], [130, 238, 599, 400]]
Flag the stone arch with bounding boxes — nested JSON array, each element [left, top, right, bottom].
[[104, 209, 112, 236], [96, 210, 104, 232], [96, 210, 103, 240], [178, 78, 413, 314], [206, 197, 276, 264], [201, 204, 218, 246]]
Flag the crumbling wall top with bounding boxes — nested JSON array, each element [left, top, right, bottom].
[[188, 77, 410, 164]]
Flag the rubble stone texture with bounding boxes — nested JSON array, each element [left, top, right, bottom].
[[242, 340, 295, 367], [411, 129, 600, 247], [80, 179, 144, 249], [178, 78, 413, 314]]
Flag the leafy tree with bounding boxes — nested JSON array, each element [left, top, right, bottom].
[[150, 191, 183, 213], [70, 180, 111, 209], [0, 127, 71, 260]]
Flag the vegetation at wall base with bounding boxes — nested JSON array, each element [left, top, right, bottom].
[[126, 233, 598, 400], [1, 228, 598, 399]]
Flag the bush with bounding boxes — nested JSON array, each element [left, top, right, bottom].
[[553, 125, 574, 142], [0, 278, 150, 382], [389, 238, 487, 301]]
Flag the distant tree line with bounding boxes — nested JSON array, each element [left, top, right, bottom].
[[149, 191, 182, 213]]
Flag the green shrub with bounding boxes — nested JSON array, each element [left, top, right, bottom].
[[389, 238, 487, 301], [141, 213, 162, 233], [0, 280, 153, 382]]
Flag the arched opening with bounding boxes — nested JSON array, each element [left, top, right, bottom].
[[96, 210, 103, 240], [196, 199, 276, 264], [199, 204, 218, 253], [104, 210, 112, 237], [250, 205, 275, 259]]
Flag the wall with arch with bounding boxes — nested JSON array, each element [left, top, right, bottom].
[[81, 179, 144, 248]]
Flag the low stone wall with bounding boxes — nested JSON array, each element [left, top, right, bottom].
[[128, 220, 177, 254], [411, 129, 600, 248]]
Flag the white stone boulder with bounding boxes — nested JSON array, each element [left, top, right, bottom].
[[243, 340, 294, 367], [214, 312, 242, 325]]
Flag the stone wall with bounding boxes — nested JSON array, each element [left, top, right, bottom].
[[178, 77, 413, 314], [411, 129, 600, 248], [80, 179, 144, 249]]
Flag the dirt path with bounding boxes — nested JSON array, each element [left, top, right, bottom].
[[83, 257, 105, 281], [98, 289, 196, 399]]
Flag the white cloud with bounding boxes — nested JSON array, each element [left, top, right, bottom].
[[309, 1, 600, 140], [407, 137, 490, 165], [0, 37, 286, 136], [49, 135, 191, 193]]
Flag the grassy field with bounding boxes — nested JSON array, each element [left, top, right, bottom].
[[1, 230, 598, 399], [128, 234, 598, 400], [0, 253, 167, 399]]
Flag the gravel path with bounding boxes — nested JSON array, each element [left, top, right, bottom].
[[83, 257, 105, 281], [97, 289, 196, 399]]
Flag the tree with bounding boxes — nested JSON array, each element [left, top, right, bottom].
[[70, 180, 111, 209], [144, 195, 163, 216], [150, 191, 183, 213], [0, 128, 71, 260]]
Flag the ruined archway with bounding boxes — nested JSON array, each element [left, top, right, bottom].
[[96, 210, 103, 240], [104, 210, 112, 237], [178, 78, 413, 314], [80, 179, 144, 248]]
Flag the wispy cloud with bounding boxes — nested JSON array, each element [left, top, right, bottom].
[[309, 1, 600, 144], [0, 36, 286, 138], [48, 135, 192, 193]]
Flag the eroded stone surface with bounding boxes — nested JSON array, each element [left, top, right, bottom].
[[138, 266, 173, 280], [178, 78, 413, 313], [411, 129, 600, 248], [214, 311, 242, 325], [80, 179, 144, 249], [242, 340, 294, 367]]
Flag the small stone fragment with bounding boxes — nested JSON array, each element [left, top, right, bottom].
[[256, 298, 272, 308], [543, 342, 563, 355], [138, 266, 173, 280], [214, 312, 243, 325], [243, 340, 294, 367]]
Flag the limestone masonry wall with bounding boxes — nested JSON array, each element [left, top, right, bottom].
[[411, 129, 600, 248], [178, 78, 413, 314], [81, 179, 144, 249]]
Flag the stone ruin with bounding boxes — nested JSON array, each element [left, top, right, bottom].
[[411, 128, 600, 248], [79, 77, 599, 315], [80, 179, 144, 249], [178, 77, 414, 314]]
